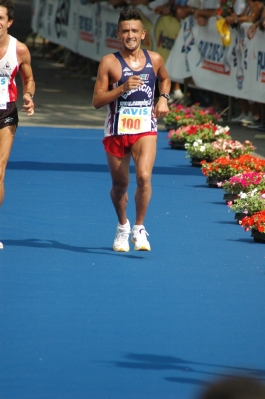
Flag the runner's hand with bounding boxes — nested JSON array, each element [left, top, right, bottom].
[[122, 75, 144, 92], [22, 93, 34, 116], [154, 97, 169, 118]]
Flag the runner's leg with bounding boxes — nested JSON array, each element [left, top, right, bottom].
[[106, 151, 131, 225], [130, 135, 157, 226], [0, 125, 15, 206]]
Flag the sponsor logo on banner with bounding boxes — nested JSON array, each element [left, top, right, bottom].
[[197, 41, 231, 75], [105, 21, 121, 50], [95, 3, 102, 54], [181, 16, 195, 73], [257, 51, 265, 83], [55, 0, 70, 38], [37, 0, 47, 29], [232, 27, 247, 90], [79, 16, 94, 43]]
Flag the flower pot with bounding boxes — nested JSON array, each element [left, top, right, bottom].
[[223, 193, 238, 202], [166, 123, 180, 131], [191, 157, 203, 167], [170, 141, 186, 150], [234, 212, 247, 223], [206, 176, 222, 188], [191, 156, 214, 167], [251, 229, 265, 242], [206, 175, 230, 188]]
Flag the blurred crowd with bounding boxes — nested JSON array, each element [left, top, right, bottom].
[[43, 0, 265, 127]]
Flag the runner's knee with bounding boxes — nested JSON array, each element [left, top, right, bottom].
[[111, 181, 128, 197], [136, 171, 151, 188]]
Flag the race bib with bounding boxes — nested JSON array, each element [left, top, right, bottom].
[[117, 106, 152, 135], [0, 77, 8, 109]]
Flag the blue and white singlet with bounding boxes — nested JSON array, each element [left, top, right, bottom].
[[104, 49, 157, 137]]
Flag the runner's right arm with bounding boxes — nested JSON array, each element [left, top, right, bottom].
[[92, 55, 143, 109]]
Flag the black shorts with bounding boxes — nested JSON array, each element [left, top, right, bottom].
[[0, 102, 19, 130]]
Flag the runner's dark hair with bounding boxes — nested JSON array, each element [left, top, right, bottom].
[[0, 0, 14, 20], [118, 8, 143, 28]]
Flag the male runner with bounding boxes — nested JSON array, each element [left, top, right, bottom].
[[0, 0, 35, 249], [92, 8, 171, 252]]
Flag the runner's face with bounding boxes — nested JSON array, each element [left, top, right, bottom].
[[0, 7, 13, 38], [117, 20, 146, 51]]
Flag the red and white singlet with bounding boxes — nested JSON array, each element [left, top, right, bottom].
[[0, 35, 19, 109]]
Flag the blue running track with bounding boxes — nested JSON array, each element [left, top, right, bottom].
[[1, 126, 265, 399]]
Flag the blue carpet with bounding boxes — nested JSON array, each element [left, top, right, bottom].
[[0, 127, 265, 399]]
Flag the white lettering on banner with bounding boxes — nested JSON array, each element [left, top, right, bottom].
[[80, 32, 94, 43], [202, 60, 230, 74], [257, 51, 265, 83]]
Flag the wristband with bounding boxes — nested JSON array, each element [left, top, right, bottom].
[[24, 92, 34, 99]]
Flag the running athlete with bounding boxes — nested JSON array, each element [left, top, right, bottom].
[[0, 0, 35, 249], [92, 8, 171, 252]]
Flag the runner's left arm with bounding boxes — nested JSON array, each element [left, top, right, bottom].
[[17, 41, 35, 116], [152, 53, 171, 118]]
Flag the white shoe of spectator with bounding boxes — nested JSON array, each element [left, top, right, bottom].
[[231, 111, 248, 123], [168, 89, 184, 104], [241, 114, 259, 125]]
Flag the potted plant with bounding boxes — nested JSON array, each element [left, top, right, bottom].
[[185, 139, 255, 166], [239, 210, 265, 242], [167, 123, 230, 149], [163, 104, 221, 130], [201, 155, 265, 187], [227, 188, 265, 222], [220, 171, 265, 201]]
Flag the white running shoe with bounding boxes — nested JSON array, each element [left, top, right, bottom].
[[131, 225, 151, 251], [0, 242, 3, 249], [231, 112, 248, 123], [241, 114, 258, 125], [113, 220, 130, 252]]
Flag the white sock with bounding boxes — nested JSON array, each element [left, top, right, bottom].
[[132, 224, 144, 231], [118, 219, 130, 229]]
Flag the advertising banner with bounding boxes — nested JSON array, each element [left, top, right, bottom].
[[31, 0, 265, 102]]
